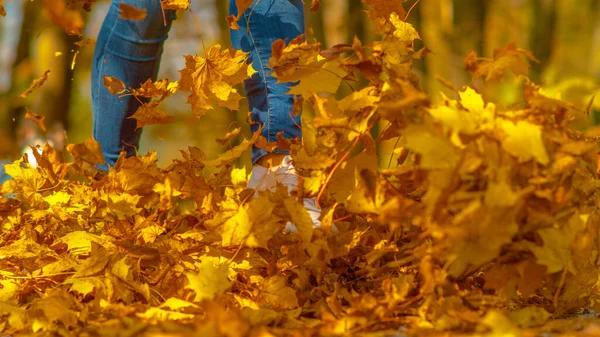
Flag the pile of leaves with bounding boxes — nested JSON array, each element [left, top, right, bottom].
[[2, 0, 600, 336]]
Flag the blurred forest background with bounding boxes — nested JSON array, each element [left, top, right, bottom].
[[1, 0, 600, 169]]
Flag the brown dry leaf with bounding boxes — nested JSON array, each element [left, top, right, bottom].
[[310, 0, 321, 11], [131, 79, 178, 98], [20, 70, 51, 98], [42, 0, 85, 35], [119, 3, 147, 21], [362, 0, 406, 20], [202, 127, 262, 167], [179, 45, 256, 115], [227, 0, 254, 30], [24, 108, 46, 132], [0, 0, 6, 16], [128, 102, 175, 129], [74, 38, 91, 48], [67, 137, 105, 165], [254, 135, 278, 152], [103, 75, 126, 95], [216, 127, 242, 145], [466, 42, 539, 82]]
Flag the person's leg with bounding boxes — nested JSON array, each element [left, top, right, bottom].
[[229, 0, 304, 166], [230, 0, 324, 230], [92, 0, 176, 169]]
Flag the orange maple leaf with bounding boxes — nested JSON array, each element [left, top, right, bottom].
[[465, 42, 539, 82], [179, 44, 255, 116], [118, 3, 147, 21]]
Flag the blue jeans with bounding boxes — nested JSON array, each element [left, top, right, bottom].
[[92, 0, 304, 167]]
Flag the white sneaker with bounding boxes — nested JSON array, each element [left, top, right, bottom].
[[247, 155, 321, 232]]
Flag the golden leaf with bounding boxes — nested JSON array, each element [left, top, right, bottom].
[[500, 119, 549, 165], [161, 0, 189, 10], [179, 45, 255, 115], [129, 102, 175, 129], [67, 137, 106, 165], [258, 276, 299, 310], [185, 259, 232, 302], [221, 195, 281, 248]]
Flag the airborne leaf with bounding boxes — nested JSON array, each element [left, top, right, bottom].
[[179, 45, 256, 115]]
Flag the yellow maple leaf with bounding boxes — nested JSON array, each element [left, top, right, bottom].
[[100, 192, 142, 220], [1, 159, 45, 198], [43, 191, 71, 206], [390, 13, 420, 42], [185, 259, 232, 302], [287, 60, 347, 97], [500, 119, 549, 165], [130, 78, 178, 98], [528, 213, 588, 274], [179, 45, 256, 116], [283, 198, 313, 243], [136, 307, 195, 322], [257, 276, 299, 310], [221, 195, 281, 248], [401, 124, 458, 170], [0, 303, 26, 330], [54, 231, 114, 256]]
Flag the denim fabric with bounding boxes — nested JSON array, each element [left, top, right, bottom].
[[91, 0, 176, 168], [229, 0, 304, 164], [92, 0, 304, 167]]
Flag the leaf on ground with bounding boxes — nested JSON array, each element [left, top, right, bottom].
[[185, 259, 232, 302], [258, 276, 299, 310], [221, 195, 281, 248], [283, 198, 314, 243]]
